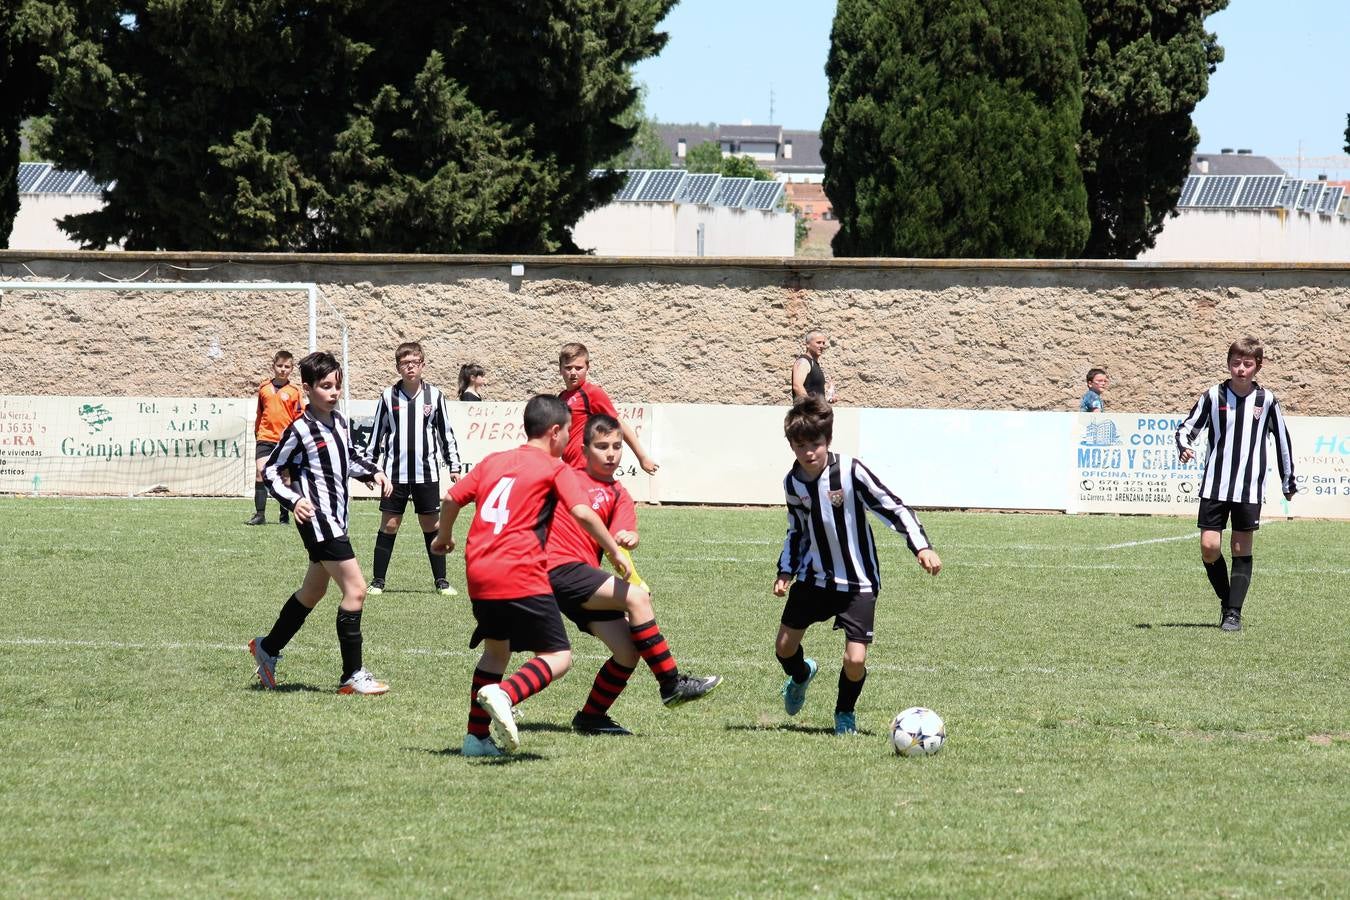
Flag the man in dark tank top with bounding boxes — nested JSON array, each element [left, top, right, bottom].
[[790, 330, 834, 402]]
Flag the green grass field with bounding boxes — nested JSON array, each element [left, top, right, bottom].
[[2, 498, 1347, 897]]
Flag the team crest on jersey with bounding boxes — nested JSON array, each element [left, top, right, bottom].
[[827, 489, 844, 507], [1253, 405, 1263, 419], [423, 404, 433, 417], [589, 488, 607, 510]]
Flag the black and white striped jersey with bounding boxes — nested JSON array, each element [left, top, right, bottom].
[[1175, 380, 1297, 504], [367, 381, 460, 484], [777, 452, 932, 594], [264, 410, 380, 543]]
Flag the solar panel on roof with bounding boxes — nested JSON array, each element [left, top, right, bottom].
[[1233, 175, 1282, 208], [36, 169, 83, 193], [636, 169, 686, 202], [1277, 179, 1303, 208], [676, 173, 720, 205], [69, 174, 103, 194], [1298, 182, 1325, 211], [741, 180, 783, 210], [1194, 176, 1240, 207], [613, 171, 647, 201], [1316, 186, 1344, 216], [1177, 176, 1201, 207], [17, 162, 51, 193], [712, 177, 752, 207]]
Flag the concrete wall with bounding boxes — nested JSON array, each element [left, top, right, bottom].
[[0, 251, 1346, 416], [1141, 209, 1350, 262], [9, 196, 105, 251], [570, 203, 795, 257]]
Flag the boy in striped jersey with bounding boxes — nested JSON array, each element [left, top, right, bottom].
[[249, 351, 394, 695], [773, 396, 941, 735], [1176, 337, 1296, 632], [546, 414, 721, 736], [365, 342, 462, 597]]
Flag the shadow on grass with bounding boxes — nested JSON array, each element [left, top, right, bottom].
[[517, 721, 573, 734], [249, 682, 329, 693], [418, 747, 546, 763], [1134, 622, 1222, 629], [724, 722, 843, 736]]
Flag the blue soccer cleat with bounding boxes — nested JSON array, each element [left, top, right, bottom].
[[834, 711, 858, 735], [781, 657, 817, 717]]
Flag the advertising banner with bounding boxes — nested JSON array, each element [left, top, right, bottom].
[[0, 395, 250, 496]]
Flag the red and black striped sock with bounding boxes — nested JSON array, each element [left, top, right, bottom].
[[630, 619, 679, 688], [467, 667, 498, 738], [500, 657, 555, 705], [581, 658, 636, 716]]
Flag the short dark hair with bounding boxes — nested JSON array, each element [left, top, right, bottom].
[[298, 351, 341, 387], [584, 413, 621, 446], [272, 350, 293, 364], [1228, 336, 1264, 364], [523, 394, 570, 438], [559, 342, 589, 367], [1086, 367, 1107, 384], [784, 395, 833, 445]]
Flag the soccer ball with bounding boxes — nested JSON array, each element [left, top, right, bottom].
[[890, 706, 946, 757]]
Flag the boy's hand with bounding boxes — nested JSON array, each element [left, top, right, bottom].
[[1284, 490, 1296, 502], [606, 548, 633, 581], [638, 455, 659, 475], [292, 498, 316, 524], [430, 535, 454, 555], [773, 576, 791, 597], [917, 549, 942, 575], [374, 473, 393, 497], [614, 530, 639, 549], [1178, 448, 1194, 464]]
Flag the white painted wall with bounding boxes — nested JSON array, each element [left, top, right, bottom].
[[1140, 208, 1350, 261], [570, 202, 795, 257], [9, 195, 105, 250]]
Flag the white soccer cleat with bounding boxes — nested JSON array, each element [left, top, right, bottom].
[[475, 683, 520, 753], [461, 733, 503, 758], [338, 668, 389, 695]]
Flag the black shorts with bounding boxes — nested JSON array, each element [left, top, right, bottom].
[[300, 532, 356, 564], [379, 481, 442, 516], [469, 595, 571, 653], [1197, 498, 1262, 532], [255, 440, 277, 461], [781, 581, 876, 644], [549, 562, 626, 633]]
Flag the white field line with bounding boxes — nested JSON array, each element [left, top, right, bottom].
[[1101, 533, 1199, 549]]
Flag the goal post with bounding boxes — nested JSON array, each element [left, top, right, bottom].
[[0, 280, 349, 497]]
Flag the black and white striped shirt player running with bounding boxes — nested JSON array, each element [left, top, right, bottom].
[[251, 351, 394, 697], [1174, 336, 1296, 632], [365, 342, 463, 596]]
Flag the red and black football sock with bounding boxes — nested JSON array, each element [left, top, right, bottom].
[[423, 530, 447, 581], [835, 667, 867, 714], [777, 644, 810, 682], [1204, 555, 1230, 603], [262, 593, 311, 656], [1228, 555, 1253, 611], [467, 667, 498, 738], [581, 658, 636, 716], [500, 658, 555, 705], [373, 531, 396, 581], [335, 609, 363, 682], [629, 619, 679, 690]]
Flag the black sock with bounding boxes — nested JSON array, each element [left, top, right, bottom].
[[836, 667, 867, 714], [373, 531, 396, 581], [263, 593, 311, 656], [1204, 555, 1230, 604], [1228, 555, 1253, 611], [336, 609, 363, 681], [254, 483, 267, 515], [777, 644, 809, 682], [424, 530, 446, 581]]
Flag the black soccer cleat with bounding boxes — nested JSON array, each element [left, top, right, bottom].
[[245, 513, 266, 526], [1220, 608, 1242, 632], [571, 711, 633, 736], [278, 510, 289, 525], [661, 673, 723, 708]]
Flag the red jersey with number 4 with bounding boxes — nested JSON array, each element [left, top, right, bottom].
[[448, 444, 588, 599], [559, 381, 619, 468], [546, 470, 636, 568]]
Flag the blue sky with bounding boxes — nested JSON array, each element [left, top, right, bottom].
[[634, 0, 1350, 173]]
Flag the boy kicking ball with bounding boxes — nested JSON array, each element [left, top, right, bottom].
[[546, 413, 721, 736], [248, 351, 393, 695], [772, 396, 941, 735]]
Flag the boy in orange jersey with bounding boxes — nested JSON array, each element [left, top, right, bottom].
[[557, 342, 658, 473], [432, 395, 633, 757], [546, 414, 720, 735], [248, 350, 304, 525]]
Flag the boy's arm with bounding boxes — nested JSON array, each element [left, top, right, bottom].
[[431, 498, 462, 555], [774, 489, 809, 594], [852, 459, 932, 555], [618, 417, 659, 475], [611, 483, 638, 548], [434, 390, 462, 475], [367, 395, 389, 465], [254, 387, 265, 438], [262, 427, 304, 510], [1175, 390, 1210, 462], [1268, 396, 1297, 499], [345, 419, 391, 495]]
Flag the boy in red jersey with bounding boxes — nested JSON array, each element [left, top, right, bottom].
[[557, 342, 659, 473], [546, 414, 721, 736], [247, 350, 304, 525], [432, 395, 633, 757]]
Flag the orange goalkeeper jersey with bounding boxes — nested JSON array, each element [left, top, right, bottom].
[[256, 380, 304, 442]]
